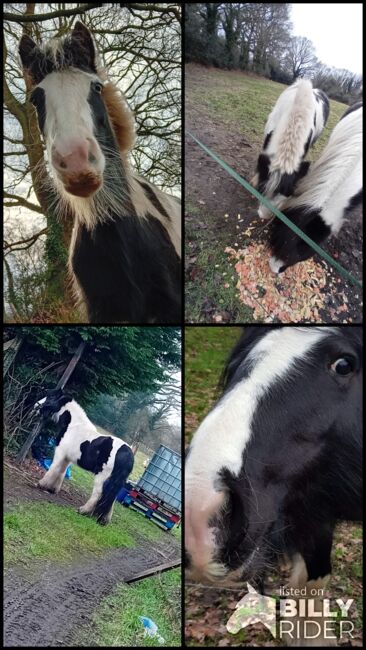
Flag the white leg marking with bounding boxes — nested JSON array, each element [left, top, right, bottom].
[[38, 446, 69, 494], [78, 473, 105, 514]]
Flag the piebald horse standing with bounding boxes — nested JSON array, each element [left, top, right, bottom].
[[35, 388, 134, 525]]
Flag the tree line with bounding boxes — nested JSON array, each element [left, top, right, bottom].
[[185, 3, 362, 104]]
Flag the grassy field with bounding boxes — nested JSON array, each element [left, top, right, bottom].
[[4, 450, 167, 567], [77, 568, 181, 647], [186, 65, 346, 162], [185, 326, 241, 442]]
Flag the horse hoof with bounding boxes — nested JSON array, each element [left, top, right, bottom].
[[96, 516, 108, 526], [38, 483, 55, 493]]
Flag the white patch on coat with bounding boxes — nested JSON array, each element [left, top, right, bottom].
[[283, 106, 362, 233], [266, 80, 316, 177], [53, 399, 130, 470], [185, 327, 330, 579]]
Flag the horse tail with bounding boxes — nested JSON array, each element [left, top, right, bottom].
[[93, 443, 134, 524]]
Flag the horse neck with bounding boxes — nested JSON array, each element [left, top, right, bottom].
[[58, 399, 96, 435]]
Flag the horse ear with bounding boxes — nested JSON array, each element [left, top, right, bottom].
[[71, 21, 96, 69], [19, 34, 39, 68]]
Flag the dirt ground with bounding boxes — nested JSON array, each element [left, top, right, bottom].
[[4, 459, 181, 647], [185, 520, 363, 647], [4, 458, 88, 511], [185, 65, 363, 323]]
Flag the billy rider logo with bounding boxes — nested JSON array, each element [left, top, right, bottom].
[[226, 583, 355, 642]]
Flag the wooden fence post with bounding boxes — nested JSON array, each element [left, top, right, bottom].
[[15, 340, 86, 463]]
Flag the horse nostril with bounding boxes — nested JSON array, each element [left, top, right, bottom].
[[60, 161, 67, 169], [88, 152, 96, 163], [184, 550, 192, 569]]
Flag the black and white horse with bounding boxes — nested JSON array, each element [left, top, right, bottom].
[[185, 326, 362, 645], [252, 79, 329, 219], [269, 102, 362, 273], [34, 388, 134, 525], [19, 21, 181, 323]]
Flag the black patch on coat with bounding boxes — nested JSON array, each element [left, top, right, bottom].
[[303, 129, 313, 156], [78, 436, 114, 474], [262, 131, 273, 151], [314, 89, 330, 125], [185, 551, 192, 569], [93, 443, 134, 524], [340, 101, 363, 121], [345, 189, 363, 212], [39, 390, 73, 419], [277, 161, 311, 197], [138, 180, 172, 222], [72, 213, 181, 323], [55, 410, 72, 446], [270, 206, 331, 269], [29, 87, 46, 133], [256, 153, 270, 191], [278, 173, 298, 197]]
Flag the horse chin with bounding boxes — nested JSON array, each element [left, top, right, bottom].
[[60, 172, 103, 198]]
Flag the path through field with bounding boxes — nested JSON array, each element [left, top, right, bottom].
[[4, 460, 181, 647]]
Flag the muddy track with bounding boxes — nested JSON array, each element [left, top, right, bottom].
[[4, 540, 180, 647]]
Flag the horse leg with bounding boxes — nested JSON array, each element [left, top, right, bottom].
[[98, 501, 114, 525], [38, 446, 69, 494], [93, 444, 134, 525], [78, 472, 105, 516], [250, 173, 259, 188], [282, 525, 336, 647]]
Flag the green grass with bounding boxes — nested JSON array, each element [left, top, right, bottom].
[[77, 569, 181, 647], [4, 499, 166, 566], [4, 502, 135, 565], [186, 229, 254, 323], [186, 64, 347, 155], [130, 449, 150, 482], [185, 326, 241, 442], [69, 463, 94, 494], [4, 456, 167, 567]]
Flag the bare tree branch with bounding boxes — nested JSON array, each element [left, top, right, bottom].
[[4, 192, 44, 215], [4, 4, 102, 23], [4, 228, 48, 252]]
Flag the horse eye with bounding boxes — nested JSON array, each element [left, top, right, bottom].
[[94, 82, 103, 94], [330, 357, 355, 376]]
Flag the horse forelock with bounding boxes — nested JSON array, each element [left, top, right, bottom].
[[24, 29, 100, 86]]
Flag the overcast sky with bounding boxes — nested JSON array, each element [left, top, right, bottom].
[[290, 3, 362, 74]]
